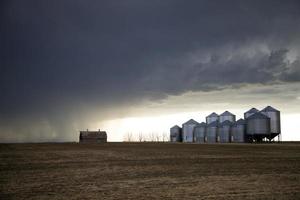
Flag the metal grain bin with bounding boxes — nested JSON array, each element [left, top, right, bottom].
[[182, 119, 199, 142], [219, 120, 232, 143], [260, 106, 281, 139], [194, 122, 206, 143], [219, 111, 236, 123], [170, 125, 182, 142], [206, 121, 218, 143], [206, 112, 219, 124], [244, 107, 259, 119], [231, 119, 245, 143], [246, 112, 270, 142]]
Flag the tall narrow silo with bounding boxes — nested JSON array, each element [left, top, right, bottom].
[[170, 125, 182, 142], [182, 119, 199, 143], [206, 121, 218, 143], [206, 112, 219, 124], [231, 119, 246, 143], [244, 108, 259, 119], [194, 122, 206, 143], [219, 111, 236, 123], [246, 112, 270, 142], [219, 120, 232, 143], [260, 106, 281, 140]]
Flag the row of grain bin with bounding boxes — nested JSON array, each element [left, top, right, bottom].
[[170, 106, 281, 143]]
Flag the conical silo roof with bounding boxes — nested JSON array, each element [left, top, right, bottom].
[[261, 106, 279, 112], [220, 120, 232, 127], [245, 108, 259, 114], [183, 119, 199, 125], [235, 118, 245, 125], [220, 111, 235, 116], [206, 112, 219, 117], [196, 122, 206, 127], [247, 112, 269, 120], [171, 125, 181, 129], [207, 121, 219, 127]]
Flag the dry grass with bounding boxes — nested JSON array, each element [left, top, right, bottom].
[[1, 142, 300, 199]]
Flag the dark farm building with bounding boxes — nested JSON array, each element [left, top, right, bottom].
[[79, 129, 107, 143]]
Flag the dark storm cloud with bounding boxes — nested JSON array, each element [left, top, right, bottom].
[[143, 48, 300, 94], [0, 0, 300, 141]]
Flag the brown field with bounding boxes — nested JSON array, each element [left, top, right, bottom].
[[1, 143, 300, 200]]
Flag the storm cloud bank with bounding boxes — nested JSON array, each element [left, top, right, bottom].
[[0, 0, 300, 142]]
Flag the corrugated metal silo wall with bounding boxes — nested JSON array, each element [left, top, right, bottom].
[[232, 125, 245, 143], [246, 118, 270, 135], [206, 126, 217, 143], [170, 136, 177, 142], [182, 124, 196, 142], [261, 111, 281, 134], [194, 127, 206, 143], [177, 128, 182, 142], [219, 126, 231, 143], [170, 127, 182, 142]]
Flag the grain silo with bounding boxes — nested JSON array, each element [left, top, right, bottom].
[[244, 107, 259, 119], [206, 112, 219, 124], [206, 121, 218, 143], [219, 120, 232, 143], [231, 119, 245, 143], [246, 112, 270, 142], [170, 125, 182, 142], [260, 106, 281, 140], [194, 122, 206, 143], [219, 111, 236, 123], [182, 119, 199, 142]]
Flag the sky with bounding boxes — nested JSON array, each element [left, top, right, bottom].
[[0, 0, 300, 142]]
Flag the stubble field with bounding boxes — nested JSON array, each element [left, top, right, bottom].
[[1, 142, 300, 200]]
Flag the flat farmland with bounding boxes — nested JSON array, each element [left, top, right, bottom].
[[1, 143, 300, 200]]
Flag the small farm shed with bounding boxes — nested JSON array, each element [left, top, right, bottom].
[[79, 129, 107, 143]]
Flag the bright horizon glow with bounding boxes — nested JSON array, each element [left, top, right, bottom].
[[97, 112, 300, 142], [96, 84, 300, 142]]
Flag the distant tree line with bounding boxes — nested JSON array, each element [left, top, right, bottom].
[[123, 132, 169, 142]]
